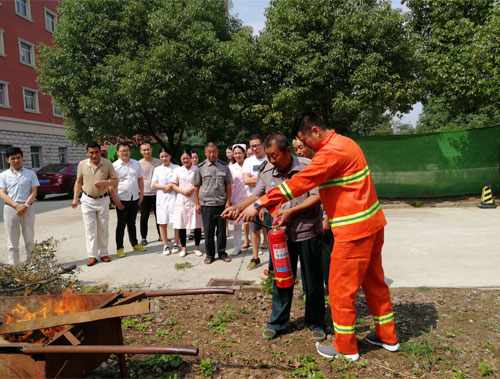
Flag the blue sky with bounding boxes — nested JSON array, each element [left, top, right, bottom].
[[230, 0, 422, 126]]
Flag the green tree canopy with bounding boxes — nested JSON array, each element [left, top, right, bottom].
[[257, 0, 422, 135], [406, 0, 500, 126], [38, 0, 250, 154]]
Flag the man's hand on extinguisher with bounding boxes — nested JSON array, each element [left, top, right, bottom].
[[237, 203, 258, 223], [275, 208, 294, 226], [221, 205, 240, 220]]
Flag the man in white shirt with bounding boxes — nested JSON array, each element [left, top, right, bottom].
[[110, 142, 146, 258], [242, 134, 269, 270], [138, 142, 162, 246], [0, 147, 39, 265]]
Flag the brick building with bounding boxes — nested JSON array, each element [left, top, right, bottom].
[[0, 0, 85, 171]]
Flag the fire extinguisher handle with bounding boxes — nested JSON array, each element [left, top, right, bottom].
[[272, 217, 281, 227]]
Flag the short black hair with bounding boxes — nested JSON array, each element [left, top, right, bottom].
[[159, 148, 172, 156], [6, 147, 23, 158], [264, 133, 290, 153], [86, 141, 101, 151], [293, 111, 327, 137], [249, 134, 263, 144], [117, 142, 130, 151], [205, 142, 217, 149]]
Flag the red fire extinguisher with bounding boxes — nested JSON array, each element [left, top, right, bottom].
[[268, 219, 294, 288]]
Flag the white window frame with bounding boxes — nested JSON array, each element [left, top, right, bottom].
[[52, 101, 63, 117], [58, 147, 67, 163], [18, 38, 35, 67], [0, 145, 12, 171], [30, 146, 42, 169], [44, 8, 57, 33], [15, 0, 33, 22], [22, 86, 40, 113], [0, 81, 10, 109], [0, 29, 5, 57]]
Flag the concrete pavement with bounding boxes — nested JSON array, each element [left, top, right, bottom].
[[1, 199, 500, 290]]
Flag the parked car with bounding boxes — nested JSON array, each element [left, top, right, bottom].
[[36, 163, 78, 200]]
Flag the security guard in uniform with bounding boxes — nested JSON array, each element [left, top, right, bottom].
[[194, 142, 233, 264]]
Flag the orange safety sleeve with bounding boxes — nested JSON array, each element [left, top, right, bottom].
[[259, 147, 336, 217]]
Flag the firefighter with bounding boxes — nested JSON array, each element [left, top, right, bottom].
[[237, 112, 399, 361]]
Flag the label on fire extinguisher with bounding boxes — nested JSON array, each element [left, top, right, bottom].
[[273, 243, 291, 272]]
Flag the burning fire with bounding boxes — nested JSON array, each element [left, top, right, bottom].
[[1, 291, 91, 343]]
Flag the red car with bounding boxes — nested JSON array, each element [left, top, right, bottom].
[[36, 163, 78, 200]]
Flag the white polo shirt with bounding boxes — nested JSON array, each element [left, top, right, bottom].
[[112, 158, 144, 201], [0, 167, 39, 203]]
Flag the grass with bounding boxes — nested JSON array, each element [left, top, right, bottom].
[[261, 270, 275, 294], [136, 354, 182, 373], [480, 363, 493, 376], [81, 283, 109, 293], [400, 333, 436, 370], [121, 318, 138, 328], [208, 305, 237, 335], [175, 262, 192, 270], [199, 359, 216, 378]]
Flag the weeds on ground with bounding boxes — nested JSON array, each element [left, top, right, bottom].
[[290, 354, 323, 378], [209, 305, 237, 335], [261, 270, 274, 294], [401, 332, 437, 370], [121, 318, 138, 328], [480, 363, 493, 376], [136, 354, 182, 377], [411, 200, 423, 207], [199, 359, 216, 378], [175, 262, 192, 270], [81, 283, 109, 293]]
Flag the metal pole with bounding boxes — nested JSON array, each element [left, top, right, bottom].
[[122, 288, 234, 297], [22, 345, 199, 356]]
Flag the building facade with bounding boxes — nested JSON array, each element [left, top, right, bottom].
[[0, 0, 85, 171]]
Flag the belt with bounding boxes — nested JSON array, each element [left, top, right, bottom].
[[83, 191, 109, 199]]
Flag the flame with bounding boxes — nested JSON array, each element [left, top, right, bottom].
[[1, 291, 92, 343]]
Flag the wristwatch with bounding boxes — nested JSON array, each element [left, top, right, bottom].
[[253, 202, 261, 211]]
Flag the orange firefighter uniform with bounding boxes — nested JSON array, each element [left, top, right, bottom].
[[260, 130, 397, 355]]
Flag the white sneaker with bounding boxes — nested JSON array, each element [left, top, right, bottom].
[[171, 244, 179, 254], [258, 249, 264, 256], [162, 246, 171, 256], [194, 250, 203, 257], [179, 250, 187, 257]]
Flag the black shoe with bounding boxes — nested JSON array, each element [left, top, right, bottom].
[[140, 239, 148, 247], [364, 333, 400, 352]]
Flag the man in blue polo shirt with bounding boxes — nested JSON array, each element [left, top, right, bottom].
[[0, 147, 39, 265]]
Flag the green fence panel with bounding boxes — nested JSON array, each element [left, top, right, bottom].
[[351, 126, 500, 198]]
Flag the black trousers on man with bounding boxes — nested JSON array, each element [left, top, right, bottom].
[[116, 199, 139, 250], [140, 195, 159, 241], [201, 205, 227, 259], [267, 233, 326, 333]]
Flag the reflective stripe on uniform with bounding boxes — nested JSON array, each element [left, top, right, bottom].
[[333, 322, 355, 334], [329, 200, 381, 228], [373, 312, 394, 325], [278, 182, 294, 201], [319, 166, 370, 189]]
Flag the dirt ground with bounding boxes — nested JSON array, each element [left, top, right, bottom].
[[92, 286, 500, 378]]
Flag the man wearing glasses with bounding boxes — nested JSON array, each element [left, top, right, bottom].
[[242, 134, 268, 270]]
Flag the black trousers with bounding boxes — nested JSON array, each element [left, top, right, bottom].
[[116, 199, 139, 250], [179, 228, 201, 247], [140, 195, 159, 240], [322, 230, 334, 288], [201, 205, 227, 259], [267, 233, 326, 332]]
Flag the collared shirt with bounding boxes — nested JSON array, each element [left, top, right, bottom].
[[254, 156, 322, 242], [0, 167, 39, 203], [113, 158, 144, 201], [193, 159, 233, 206], [139, 158, 162, 196], [77, 158, 117, 197]]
